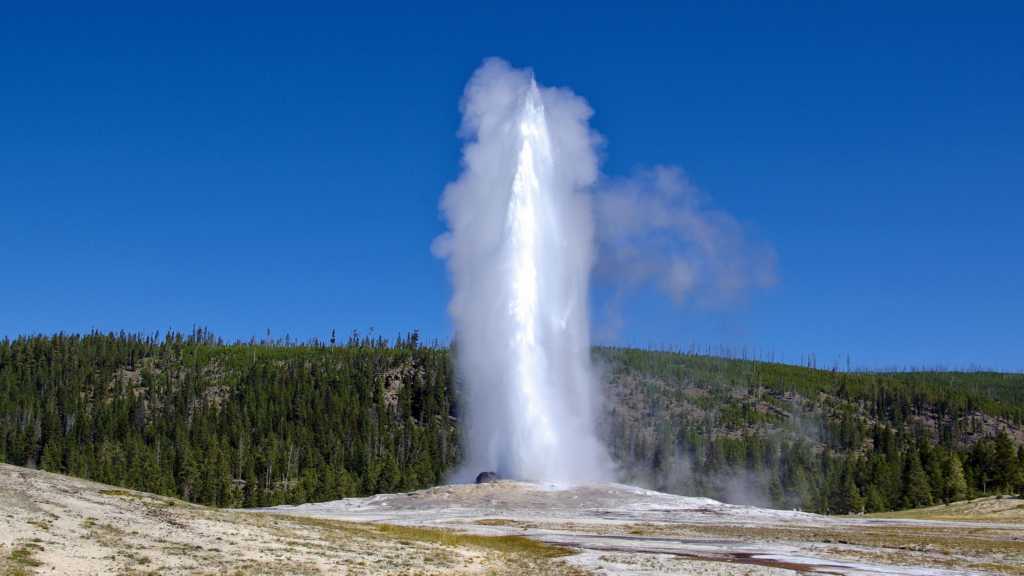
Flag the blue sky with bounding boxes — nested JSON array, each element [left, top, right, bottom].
[[2, 1, 1021, 370]]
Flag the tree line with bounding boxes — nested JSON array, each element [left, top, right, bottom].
[[0, 329, 458, 507], [1, 332, 1021, 513]]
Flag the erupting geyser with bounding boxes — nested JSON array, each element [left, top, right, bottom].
[[433, 58, 612, 482]]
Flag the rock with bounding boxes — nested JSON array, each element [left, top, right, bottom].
[[475, 471, 498, 484]]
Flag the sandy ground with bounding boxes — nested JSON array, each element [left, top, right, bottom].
[[0, 464, 574, 575], [2, 463, 1023, 575]]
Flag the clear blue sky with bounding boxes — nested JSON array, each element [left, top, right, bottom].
[[2, 1, 1021, 370]]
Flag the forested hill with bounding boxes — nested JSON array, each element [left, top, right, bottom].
[[0, 329, 459, 507], [1, 331, 1022, 514], [597, 347, 1024, 512]]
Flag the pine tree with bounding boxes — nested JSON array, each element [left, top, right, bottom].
[[840, 473, 865, 514], [374, 452, 401, 494], [902, 450, 933, 508], [767, 476, 784, 509], [864, 484, 887, 513], [944, 455, 967, 502], [992, 430, 1022, 494]]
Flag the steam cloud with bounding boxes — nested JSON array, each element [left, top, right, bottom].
[[434, 58, 775, 483], [592, 167, 777, 338]]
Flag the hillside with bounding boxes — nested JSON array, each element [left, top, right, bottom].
[[0, 329, 459, 509], [1, 331, 1022, 514], [596, 347, 1024, 511]]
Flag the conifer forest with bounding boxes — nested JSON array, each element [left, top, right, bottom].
[[2, 330, 1022, 514]]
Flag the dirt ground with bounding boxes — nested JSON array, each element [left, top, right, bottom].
[[0, 464, 575, 575], [2, 464, 1023, 575]]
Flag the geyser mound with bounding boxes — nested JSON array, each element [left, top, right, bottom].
[[433, 58, 612, 483], [475, 471, 499, 484]]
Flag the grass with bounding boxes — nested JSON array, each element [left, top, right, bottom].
[[99, 489, 140, 499], [1, 543, 43, 576], [374, 523, 573, 559], [865, 495, 1024, 523], [278, 515, 587, 575]]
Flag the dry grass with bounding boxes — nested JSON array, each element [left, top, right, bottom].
[[98, 489, 139, 498], [473, 518, 518, 527], [279, 516, 587, 575], [375, 523, 574, 559], [866, 495, 1024, 523], [1, 543, 43, 576]]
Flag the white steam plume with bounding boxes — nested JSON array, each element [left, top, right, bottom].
[[434, 59, 776, 483], [592, 167, 777, 339], [432, 58, 612, 482]]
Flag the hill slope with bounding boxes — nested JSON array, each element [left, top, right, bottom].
[[596, 347, 1024, 510]]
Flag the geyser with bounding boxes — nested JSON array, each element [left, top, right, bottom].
[[433, 58, 612, 482]]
